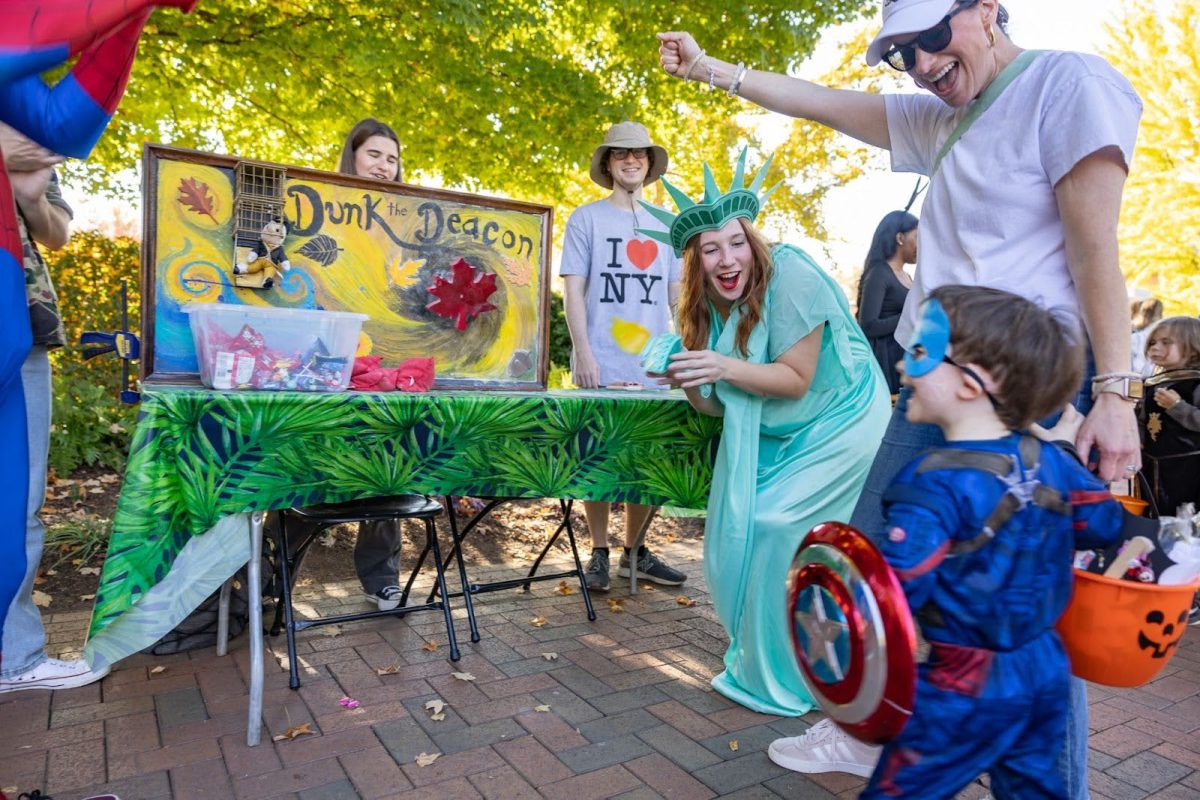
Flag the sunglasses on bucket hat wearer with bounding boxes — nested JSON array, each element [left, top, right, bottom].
[[882, 0, 980, 71]]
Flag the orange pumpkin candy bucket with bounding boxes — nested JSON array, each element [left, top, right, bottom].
[[1058, 493, 1196, 687], [1057, 570, 1198, 688]]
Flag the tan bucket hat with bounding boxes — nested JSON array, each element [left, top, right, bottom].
[[588, 121, 669, 189]]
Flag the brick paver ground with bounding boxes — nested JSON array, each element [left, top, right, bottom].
[[3, 536, 1198, 799]]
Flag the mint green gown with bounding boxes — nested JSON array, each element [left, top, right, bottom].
[[705, 244, 890, 716]]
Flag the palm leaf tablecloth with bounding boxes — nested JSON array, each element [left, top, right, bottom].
[[84, 386, 721, 667]]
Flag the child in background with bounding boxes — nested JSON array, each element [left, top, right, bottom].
[[864, 285, 1139, 800], [1141, 316, 1200, 518]]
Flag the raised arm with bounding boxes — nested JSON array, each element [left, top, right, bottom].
[[0, 0, 195, 83], [657, 32, 891, 151], [0, 10, 150, 160]]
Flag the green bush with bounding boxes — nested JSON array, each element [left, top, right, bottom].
[[548, 289, 571, 371], [44, 231, 141, 475]]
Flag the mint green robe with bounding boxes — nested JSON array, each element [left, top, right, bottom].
[[705, 244, 890, 716]]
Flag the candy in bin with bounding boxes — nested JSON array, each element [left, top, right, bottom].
[[313, 354, 349, 388], [230, 323, 267, 356], [1124, 554, 1156, 583]]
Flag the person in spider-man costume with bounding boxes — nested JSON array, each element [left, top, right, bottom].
[[0, 0, 197, 676]]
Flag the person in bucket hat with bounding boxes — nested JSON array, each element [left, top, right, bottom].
[[656, 1, 1142, 793], [561, 121, 685, 593]]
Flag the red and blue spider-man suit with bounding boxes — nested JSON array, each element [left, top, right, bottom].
[[0, 0, 196, 670]]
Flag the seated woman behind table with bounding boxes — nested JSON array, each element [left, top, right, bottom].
[[641, 151, 890, 715], [271, 118, 407, 612]]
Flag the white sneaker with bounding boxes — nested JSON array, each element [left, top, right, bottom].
[[767, 717, 881, 778], [0, 657, 111, 694], [366, 585, 403, 612]]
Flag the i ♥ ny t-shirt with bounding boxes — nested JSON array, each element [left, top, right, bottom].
[[560, 198, 681, 387]]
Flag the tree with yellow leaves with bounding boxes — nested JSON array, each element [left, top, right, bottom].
[[1103, 0, 1200, 315]]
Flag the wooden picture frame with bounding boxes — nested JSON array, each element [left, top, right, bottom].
[[140, 144, 553, 390]]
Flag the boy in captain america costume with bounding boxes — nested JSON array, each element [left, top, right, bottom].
[[0, 0, 198, 671], [862, 285, 1154, 800]]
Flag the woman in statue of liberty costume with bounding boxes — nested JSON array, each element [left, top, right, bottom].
[[639, 151, 890, 714]]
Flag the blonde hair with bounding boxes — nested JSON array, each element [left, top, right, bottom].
[[1145, 316, 1200, 370], [677, 218, 773, 357]]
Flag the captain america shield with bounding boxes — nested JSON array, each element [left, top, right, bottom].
[[786, 521, 917, 744]]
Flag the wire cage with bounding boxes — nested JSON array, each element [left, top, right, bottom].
[[232, 161, 287, 248]]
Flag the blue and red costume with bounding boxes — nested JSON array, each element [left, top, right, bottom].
[[861, 434, 1125, 799], [0, 0, 196, 668]]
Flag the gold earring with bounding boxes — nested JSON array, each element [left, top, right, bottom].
[[987, 25, 996, 47]]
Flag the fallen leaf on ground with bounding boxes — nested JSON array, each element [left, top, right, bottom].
[[318, 532, 336, 548], [530, 616, 547, 627], [80, 594, 95, 601], [553, 580, 574, 596], [32, 590, 52, 608], [641, 583, 656, 592], [541, 652, 558, 661], [320, 626, 343, 637], [33, 575, 45, 586], [425, 699, 445, 715], [665, 533, 678, 543], [375, 665, 401, 676], [676, 595, 697, 607], [3, 787, 16, 795], [415, 752, 441, 766], [430, 711, 446, 721], [150, 666, 167, 675], [729, 740, 739, 752], [451, 671, 476, 682], [272, 723, 315, 741], [338, 697, 361, 709], [534, 704, 551, 712], [607, 599, 624, 613], [45, 569, 57, 576], [421, 641, 438, 652]]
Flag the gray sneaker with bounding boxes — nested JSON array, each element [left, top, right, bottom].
[[619, 547, 686, 586], [584, 549, 611, 592]]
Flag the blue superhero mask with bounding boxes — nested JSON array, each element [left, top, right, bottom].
[[904, 298, 951, 378]]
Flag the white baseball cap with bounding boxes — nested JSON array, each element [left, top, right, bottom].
[[865, 0, 958, 66]]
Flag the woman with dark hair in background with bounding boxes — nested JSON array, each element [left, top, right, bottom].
[[337, 117, 403, 182], [857, 211, 918, 395]]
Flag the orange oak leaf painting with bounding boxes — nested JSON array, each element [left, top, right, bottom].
[[177, 177, 219, 224]]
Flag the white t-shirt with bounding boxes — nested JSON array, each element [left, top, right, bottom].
[[560, 199, 681, 386], [886, 50, 1143, 347]]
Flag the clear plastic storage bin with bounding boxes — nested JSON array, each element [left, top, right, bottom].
[[185, 303, 367, 391]]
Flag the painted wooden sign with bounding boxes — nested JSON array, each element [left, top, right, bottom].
[[141, 144, 552, 389]]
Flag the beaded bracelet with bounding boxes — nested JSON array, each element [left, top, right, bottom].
[[681, 49, 706, 82], [708, 62, 716, 90], [728, 62, 749, 97]]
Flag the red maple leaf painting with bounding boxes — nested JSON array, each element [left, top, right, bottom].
[[425, 258, 499, 331]]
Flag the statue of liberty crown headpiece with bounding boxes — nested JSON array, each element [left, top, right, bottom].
[[636, 148, 779, 257]]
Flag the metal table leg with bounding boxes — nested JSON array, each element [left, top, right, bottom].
[[246, 510, 265, 746]]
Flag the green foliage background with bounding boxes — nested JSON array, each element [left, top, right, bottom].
[[66, 1, 881, 245], [45, 231, 142, 475]]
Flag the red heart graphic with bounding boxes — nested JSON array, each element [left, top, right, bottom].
[[626, 239, 659, 271]]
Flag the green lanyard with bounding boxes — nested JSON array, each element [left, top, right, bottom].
[[931, 50, 1045, 176]]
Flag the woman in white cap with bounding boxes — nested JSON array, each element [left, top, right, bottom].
[[658, 2, 1141, 796]]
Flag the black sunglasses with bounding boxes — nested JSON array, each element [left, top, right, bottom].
[[883, 0, 980, 72]]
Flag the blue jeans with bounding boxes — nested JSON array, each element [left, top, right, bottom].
[[1, 347, 51, 677], [850, 370, 1096, 800]]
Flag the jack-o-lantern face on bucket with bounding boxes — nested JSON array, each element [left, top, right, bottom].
[[1138, 609, 1189, 659]]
